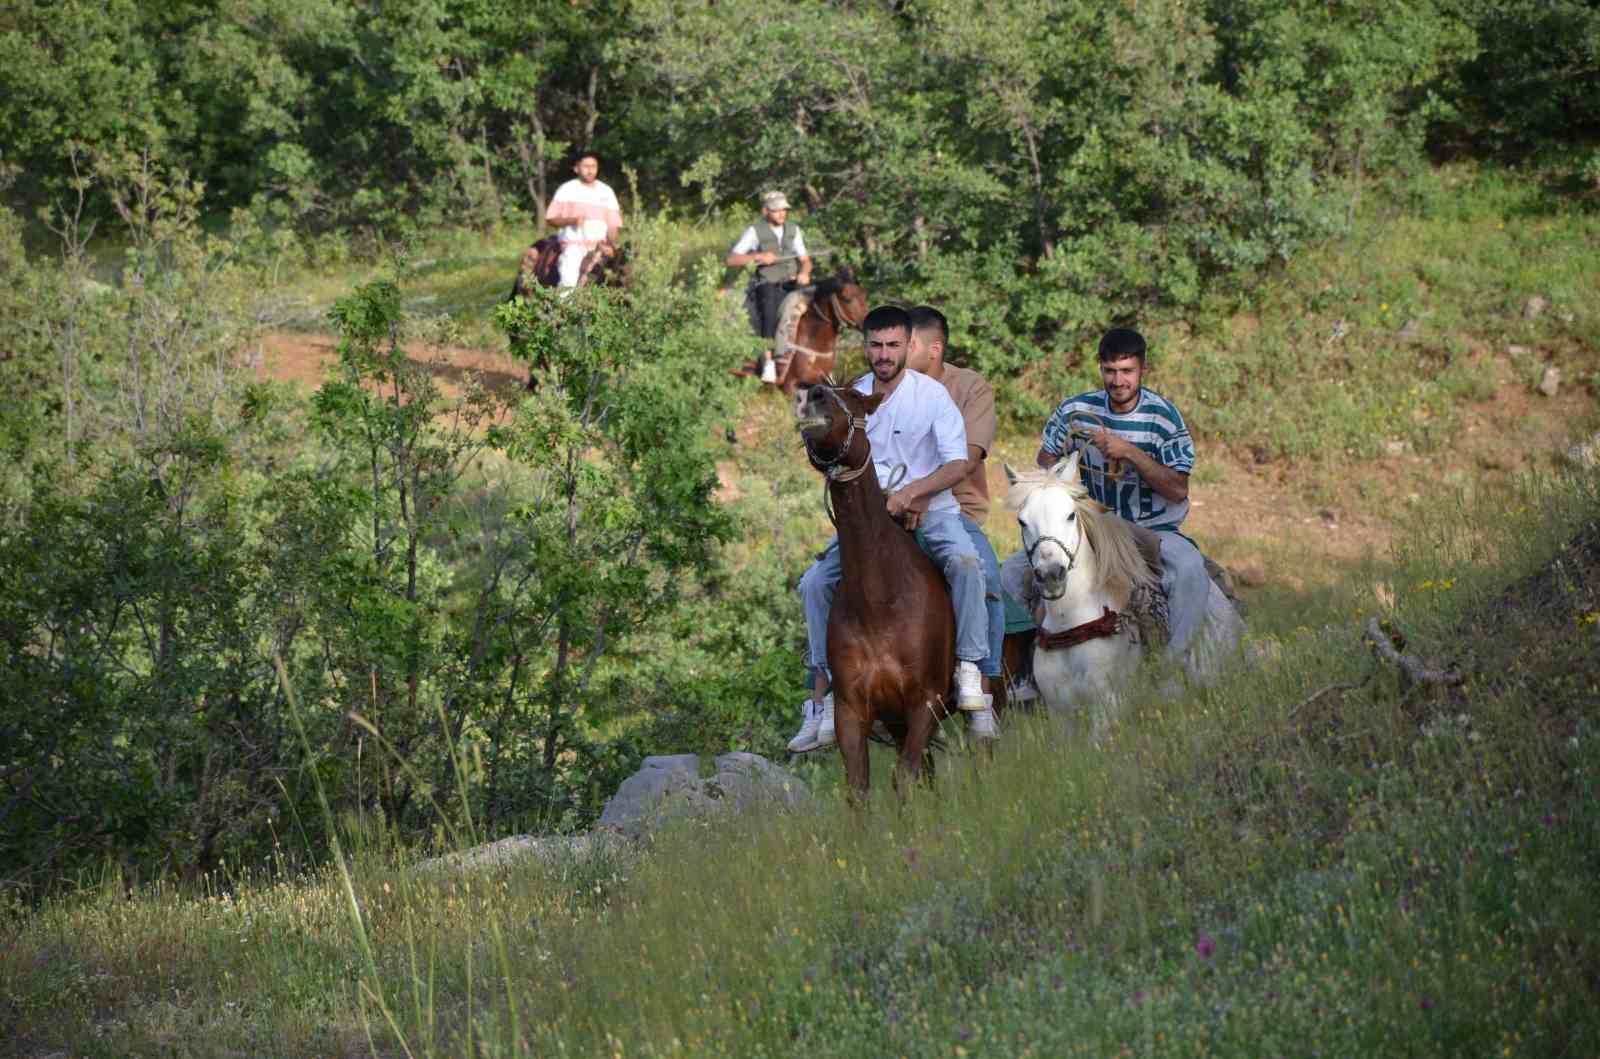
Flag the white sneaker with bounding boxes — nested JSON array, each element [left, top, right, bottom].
[[786, 699, 820, 752], [968, 698, 999, 740], [1010, 673, 1040, 703], [788, 695, 835, 753], [760, 357, 778, 384], [814, 694, 835, 749], [956, 661, 985, 712]]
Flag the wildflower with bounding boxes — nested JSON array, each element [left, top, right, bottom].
[[1419, 996, 1434, 1010], [1577, 612, 1599, 626], [1195, 935, 1216, 959]]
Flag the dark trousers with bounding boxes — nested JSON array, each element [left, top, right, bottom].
[[749, 281, 791, 340]]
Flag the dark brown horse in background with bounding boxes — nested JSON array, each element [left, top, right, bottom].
[[795, 383, 958, 798], [775, 272, 868, 396], [507, 235, 626, 301]]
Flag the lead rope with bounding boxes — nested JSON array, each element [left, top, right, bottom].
[[1065, 409, 1128, 483]]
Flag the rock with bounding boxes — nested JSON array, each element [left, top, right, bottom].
[[1523, 295, 1549, 320], [598, 754, 709, 836], [1396, 318, 1421, 341], [1383, 439, 1409, 457], [1538, 365, 1561, 397], [597, 752, 806, 838], [420, 830, 631, 873], [1506, 344, 1530, 359], [420, 753, 809, 872]]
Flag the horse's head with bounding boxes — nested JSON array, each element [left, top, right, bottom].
[[796, 383, 882, 474], [832, 271, 869, 328], [1005, 455, 1090, 600]]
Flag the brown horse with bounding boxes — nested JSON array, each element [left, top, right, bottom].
[[775, 272, 868, 396], [796, 383, 958, 798], [508, 235, 625, 300]]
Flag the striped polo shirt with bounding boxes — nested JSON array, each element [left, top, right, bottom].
[[1039, 387, 1194, 531]]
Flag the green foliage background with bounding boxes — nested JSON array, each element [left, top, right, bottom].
[[1, 0, 1598, 900]]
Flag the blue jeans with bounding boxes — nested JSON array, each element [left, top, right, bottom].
[[798, 510, 989, 679], [1157, 531, 1210, 659], [959, 515, 1004, 677]]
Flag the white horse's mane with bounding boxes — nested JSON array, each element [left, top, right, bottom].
[[1005, 466, 1157, 602]]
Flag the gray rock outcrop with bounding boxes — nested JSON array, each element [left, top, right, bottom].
[[598, 752, 808, 838], [421, 752, 808, 872]]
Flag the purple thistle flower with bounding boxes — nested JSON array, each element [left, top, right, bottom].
[[1419, 996, 1434, 1011], [1195, 934, 1217, 959]]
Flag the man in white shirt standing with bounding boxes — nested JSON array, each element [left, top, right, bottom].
[[725, 191, 812, 383], [787, 305, 989, 753], [543, 151, 623, 290]]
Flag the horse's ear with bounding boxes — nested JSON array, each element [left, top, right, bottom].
[[862, 392, 885, 415], [1003, 463, 1021, 487], [1052, 450, 1082, 482]]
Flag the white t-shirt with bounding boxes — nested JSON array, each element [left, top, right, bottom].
[[545, 179, 622, 249], [851, 370, 967, 515], [729, 224, 808, 258]]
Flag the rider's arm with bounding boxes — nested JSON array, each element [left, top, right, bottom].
[[725, 227, 776, 268], [1036, 447, 1059, 469], [1091, 430, 1189, 503]]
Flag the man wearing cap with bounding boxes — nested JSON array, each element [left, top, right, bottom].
[[544, 150, 623, 290], [726, 191, 812, 383]]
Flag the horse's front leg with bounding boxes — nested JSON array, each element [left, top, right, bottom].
[[834, 696, 870, 806], [894, 699, 939, 795]]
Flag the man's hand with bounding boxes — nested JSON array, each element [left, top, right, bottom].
[[754, 251, 779, 266], [886, 490, 930, 530], [1091, 428, 1139, 462]]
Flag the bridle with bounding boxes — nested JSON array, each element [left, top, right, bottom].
[[1020, 500, 1082, 601], [803, 387, 871, 483]]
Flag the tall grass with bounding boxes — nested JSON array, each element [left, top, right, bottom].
[[4, 466, 1596, 1056]]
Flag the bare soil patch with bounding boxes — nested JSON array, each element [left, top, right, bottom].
[[259, 331, 529, 399]]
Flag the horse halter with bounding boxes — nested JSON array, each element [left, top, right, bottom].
[[803, 388, 871, 482], [1022, 520, 1080, 600]]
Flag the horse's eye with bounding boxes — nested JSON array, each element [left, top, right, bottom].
[[1067, 512, 1076, 521]]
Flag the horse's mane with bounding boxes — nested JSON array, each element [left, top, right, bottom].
[[1005, 468, 1157, 601], [809, 270, 857, 299]]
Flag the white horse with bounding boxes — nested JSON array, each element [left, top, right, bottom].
[[1004, 454, 1242, 739]]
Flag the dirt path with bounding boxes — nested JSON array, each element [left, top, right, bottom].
[[259, 331, 529, 398]]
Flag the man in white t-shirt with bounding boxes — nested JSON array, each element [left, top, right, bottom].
[[787, 305, 990, 753], [543, 151, 623, 289], [726, 191, 812, 383]]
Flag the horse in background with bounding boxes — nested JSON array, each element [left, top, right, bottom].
[[796, 383, 957, 798], [1005, 454, 1243, 740], [508, 236, 627, 301], [772, 272, 868, 395]]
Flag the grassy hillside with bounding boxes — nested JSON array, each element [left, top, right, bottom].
[[3, 471, 1595, 1057], [3, 162, 1599, 1056]]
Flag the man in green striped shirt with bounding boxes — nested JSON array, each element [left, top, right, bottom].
[[1006, 328, 1212, 666]]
